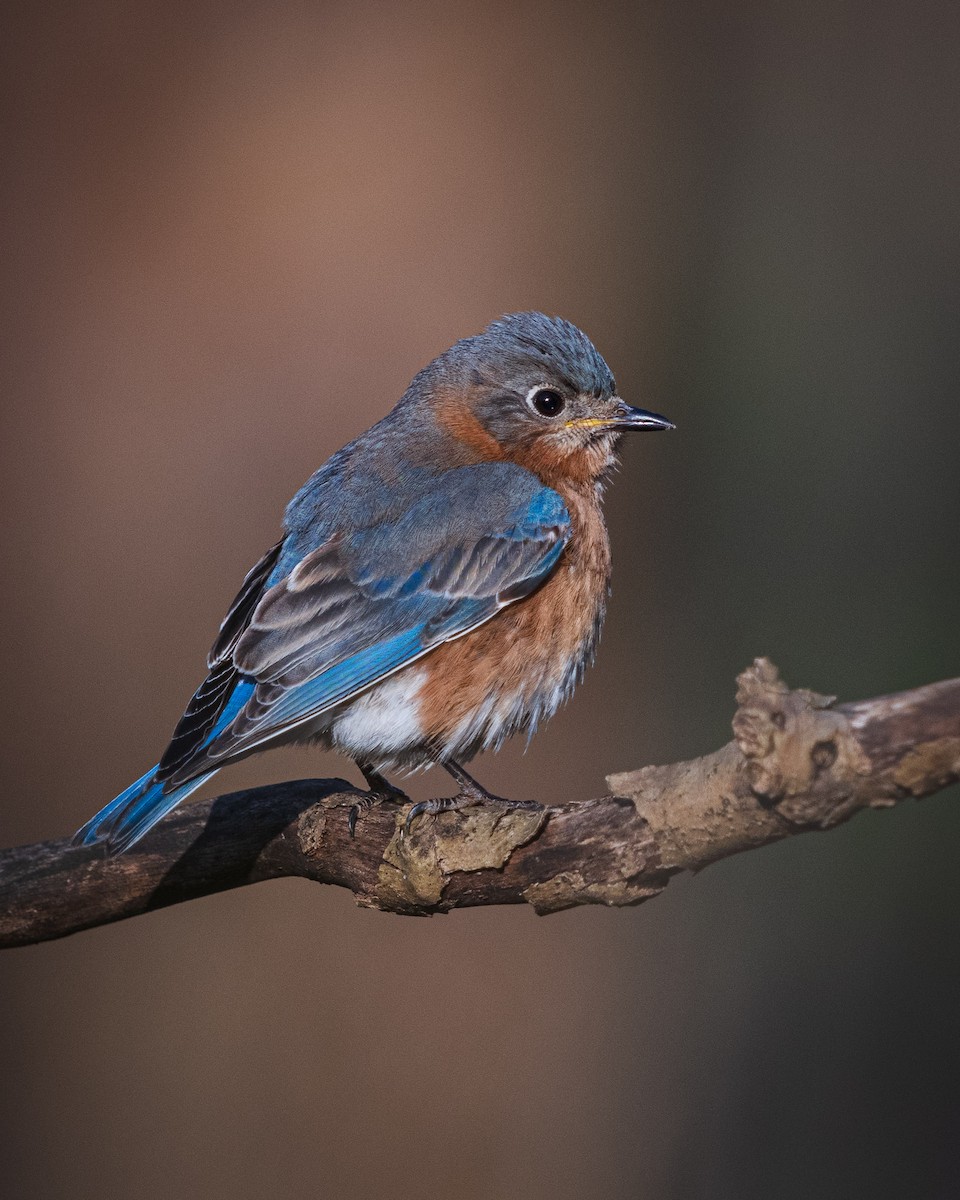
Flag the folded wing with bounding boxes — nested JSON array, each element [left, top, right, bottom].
[[158, 463, 570, 786]]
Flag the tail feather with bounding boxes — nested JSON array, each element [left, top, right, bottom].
[[73, 766, 217, 855], [73, 766, 157, 846]]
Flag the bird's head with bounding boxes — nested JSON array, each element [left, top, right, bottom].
[[419, 312, 673, 485]]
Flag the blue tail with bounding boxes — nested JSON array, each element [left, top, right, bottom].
[[73, 766, 217, 855]]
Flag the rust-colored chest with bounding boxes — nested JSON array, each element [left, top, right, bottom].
[[417, 482, 611, 746]]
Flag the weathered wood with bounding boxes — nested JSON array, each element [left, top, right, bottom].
[[1, 660, 957, 947]]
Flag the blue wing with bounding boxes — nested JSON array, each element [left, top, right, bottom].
[[173, 463, 571, 776], [76, 463, 570, 852]]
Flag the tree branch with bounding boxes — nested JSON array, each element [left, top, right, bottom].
[[2, 659, 958, 948]]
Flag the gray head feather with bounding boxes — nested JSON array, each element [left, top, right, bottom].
[[413, 311, 617, 401]]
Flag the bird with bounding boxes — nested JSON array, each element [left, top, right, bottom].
[[74, 312, 673, 854]]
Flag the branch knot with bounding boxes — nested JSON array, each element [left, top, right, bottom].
[[733, 658, 870, 826]]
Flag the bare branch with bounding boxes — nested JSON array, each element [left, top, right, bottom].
[[2, 659, 958, 947]]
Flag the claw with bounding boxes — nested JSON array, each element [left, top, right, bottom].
[[402, 795, 458, 835], [348, 795, 376, 838], [403, 800, 428, 834], [402, 793, 543, 838], [399, 761, 543, 839], [346, 783, 407, 838], [347, 804, 361, 838]]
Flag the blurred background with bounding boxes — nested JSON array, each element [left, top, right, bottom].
[[1, 2, 958, 1197]]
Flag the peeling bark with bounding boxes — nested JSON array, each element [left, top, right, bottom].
[[1, 660, 958, 947]]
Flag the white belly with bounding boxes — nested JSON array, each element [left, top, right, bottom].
[[324, 667, 427, 765]]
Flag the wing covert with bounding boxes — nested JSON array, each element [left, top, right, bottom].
[[161, 465, 570, 784]]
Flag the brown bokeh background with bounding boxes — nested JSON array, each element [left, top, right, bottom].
[[2, 3, 959, 1198]]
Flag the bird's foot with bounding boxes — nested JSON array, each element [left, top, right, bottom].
[[402, 761, 542, 835], [348, 765, 408, 837]]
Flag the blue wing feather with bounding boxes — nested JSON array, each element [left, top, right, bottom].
[[262, 626, 428, 727], [197, 477, 571, 762], [77, 466, 571, 852]]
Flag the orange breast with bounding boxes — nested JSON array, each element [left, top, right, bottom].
[[417, 482, 611, 752]]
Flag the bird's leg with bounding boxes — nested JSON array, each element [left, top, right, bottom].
[[403, 759, 543, 833], [442, 759, 506, 803], [359, 762, 407, 801], [348, 761, 408, 837]]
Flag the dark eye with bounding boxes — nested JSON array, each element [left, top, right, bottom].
[[528, 388, 566, 418]]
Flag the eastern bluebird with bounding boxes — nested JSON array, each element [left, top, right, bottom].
[[74, 312, 673, 853]]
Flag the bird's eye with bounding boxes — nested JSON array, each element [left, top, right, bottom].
[[528, 388, 566, 418]]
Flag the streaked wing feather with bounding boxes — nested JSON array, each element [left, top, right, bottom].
[[162, 470, 570, 785], [156, 540, 284, 781], [207, 539, 283, 668]]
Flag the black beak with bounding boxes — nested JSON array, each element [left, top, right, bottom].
[[610, 401, 675, 432]]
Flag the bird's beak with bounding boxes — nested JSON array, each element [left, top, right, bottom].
[[608, 399, 675, 432]]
